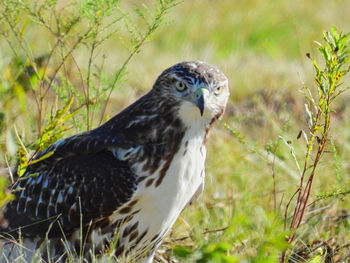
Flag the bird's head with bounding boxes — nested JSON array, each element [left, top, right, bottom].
[[152, 61, 230, 127]]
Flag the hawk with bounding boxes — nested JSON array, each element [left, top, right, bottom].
[[0, 61, 229, 262]]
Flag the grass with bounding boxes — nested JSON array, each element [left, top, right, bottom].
[[2, 0, 350, 262]]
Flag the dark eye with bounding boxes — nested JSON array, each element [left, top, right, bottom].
[[214, 86, 224, 95], [175, 81, 187, 92]]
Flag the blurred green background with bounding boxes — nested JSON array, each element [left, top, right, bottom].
[[1, 0, 350, 262]]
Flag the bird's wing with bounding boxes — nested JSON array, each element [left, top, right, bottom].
[[1, 131, 139, 240], [27, 126, 137, 172]]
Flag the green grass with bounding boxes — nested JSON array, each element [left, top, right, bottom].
[[2, 0, 350, 262]]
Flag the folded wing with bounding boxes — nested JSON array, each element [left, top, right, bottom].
[[1, 132, 139, 240]]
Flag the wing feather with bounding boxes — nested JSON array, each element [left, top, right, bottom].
[[2, 132, 138, 239], [1, 93, 152, 240]]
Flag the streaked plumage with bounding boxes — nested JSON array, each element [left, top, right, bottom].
[[0, 61, 229, 262]]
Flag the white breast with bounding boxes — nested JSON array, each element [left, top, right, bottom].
[[135, 127, 206, 227], [109, 121, 207, 262]]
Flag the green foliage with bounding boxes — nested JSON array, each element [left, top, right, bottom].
[[2, 0, 350, 262], [194, 243, 237, 263], [36, 96, 77, 151], [305, 248, 324, 263], [0, 176, 13, 207], [172, 190, 289, 262], [16, 96, 76, 177], [214, 27, 350, 263], [286, 27, 350, 243], [174, 242, 238, 263]]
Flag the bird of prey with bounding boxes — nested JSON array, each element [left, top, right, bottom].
[[0, 61, 229, 262]]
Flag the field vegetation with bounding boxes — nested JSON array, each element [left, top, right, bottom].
[[1, 0, 350, 262]]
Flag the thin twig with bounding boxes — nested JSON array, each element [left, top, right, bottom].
[[99, 2, 175, 124], [171, 226, 230, 242]]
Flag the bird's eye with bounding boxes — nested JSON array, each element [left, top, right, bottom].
[[214, 86, 224, 96], [175, 81, 187, 92]]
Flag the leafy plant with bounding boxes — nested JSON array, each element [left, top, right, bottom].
[[16, 96, 77, 178], [289, 26, 349, 237], [281, 27, 350, 260]]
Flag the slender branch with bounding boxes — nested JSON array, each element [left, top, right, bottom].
[[284, 28, 350, 251], [99, 2, 175, 124], [42, 26, 94, 99], [170, 226, 230, 243], [86, 29, 98, 130]]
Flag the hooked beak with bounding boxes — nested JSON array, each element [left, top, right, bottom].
[[193, 87, 206, 116]]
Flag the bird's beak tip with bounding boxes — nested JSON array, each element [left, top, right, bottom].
[[197, 94, 205, 116]]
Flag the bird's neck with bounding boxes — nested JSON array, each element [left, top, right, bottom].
[[177, 100, 218, 145]]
